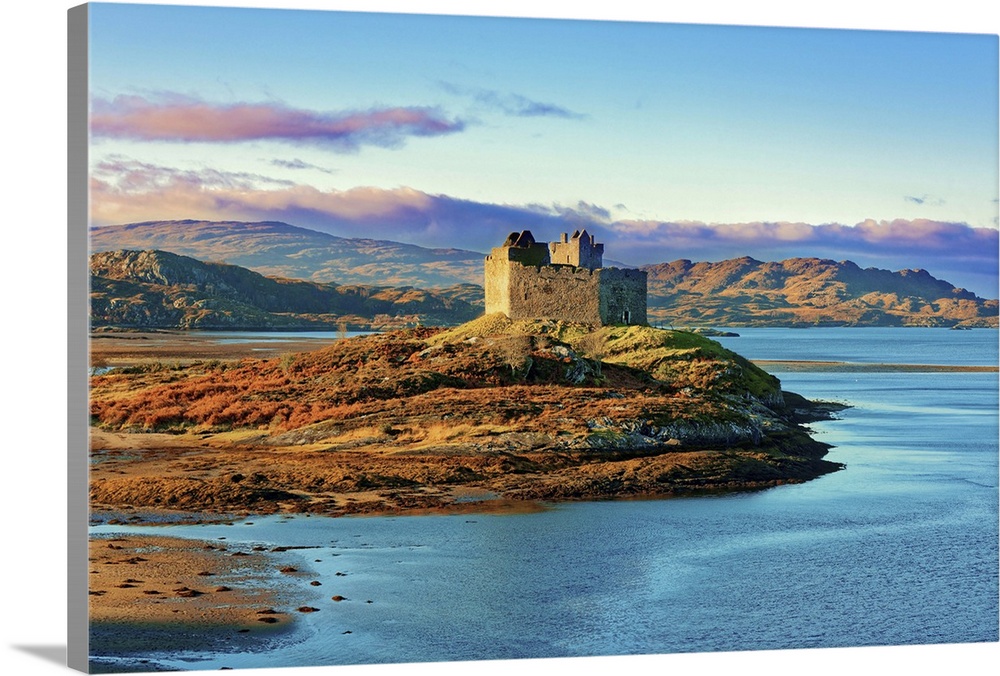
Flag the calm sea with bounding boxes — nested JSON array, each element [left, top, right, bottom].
[[90, 328, 999, 671]]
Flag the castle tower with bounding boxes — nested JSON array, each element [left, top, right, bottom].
[[548, 229, 604, 269], [484, 229, 647, 326]]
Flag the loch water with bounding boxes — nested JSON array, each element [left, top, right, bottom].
[[90, 328, 999, 670]]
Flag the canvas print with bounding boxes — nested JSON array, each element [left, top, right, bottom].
[[70, 2, 999, 673]]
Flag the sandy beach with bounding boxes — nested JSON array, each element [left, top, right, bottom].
[[90, 331, 336, 368], [87, 533, 321, 672]]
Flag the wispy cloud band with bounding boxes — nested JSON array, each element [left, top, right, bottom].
[[607, 218, 998, 262], [91, 95, 465, 150], [90, 161, 999, 295]]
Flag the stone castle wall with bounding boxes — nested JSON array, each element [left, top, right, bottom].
[[483, 253, 513, 317], [598, 267, 648, 325], [504, 263, 604, 324], [484, 230, 647, 325], [485, 256, 647, 325]]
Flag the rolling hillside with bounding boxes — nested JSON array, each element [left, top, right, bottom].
[[90, 220, 484, 288], [643, 257, 998, 327], [90, 249, 481, 330]]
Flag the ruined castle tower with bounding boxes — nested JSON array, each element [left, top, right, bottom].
[[548, 230, 604, 269], [484, 229, 647, 325]]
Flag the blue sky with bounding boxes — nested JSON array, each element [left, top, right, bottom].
[[85, 1, 999, 295]]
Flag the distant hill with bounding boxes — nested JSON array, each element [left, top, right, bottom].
[[90, 249, 482, 330], [90, 220, 484, 288], [90, 220, 998, 328], [642, 257, 998, 328]]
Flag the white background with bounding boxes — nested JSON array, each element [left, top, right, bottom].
[[2, 1, 998, 675]]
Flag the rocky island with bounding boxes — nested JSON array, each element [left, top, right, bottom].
[[89, 314, 845, 520]]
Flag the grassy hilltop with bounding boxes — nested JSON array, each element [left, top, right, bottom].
[[89, 316, 844, 518]]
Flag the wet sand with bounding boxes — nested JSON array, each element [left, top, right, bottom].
[[90, 331, 337, 367], [88, 534, 310, 672]]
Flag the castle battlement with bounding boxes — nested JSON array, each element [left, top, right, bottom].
[[484, 230, 647, 325]]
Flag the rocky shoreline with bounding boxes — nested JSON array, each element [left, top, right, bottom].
[[88, 318, 848, 522], [86, 392, 842, 669]]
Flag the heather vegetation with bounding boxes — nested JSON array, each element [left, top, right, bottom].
[[91, 317, 787, 433]]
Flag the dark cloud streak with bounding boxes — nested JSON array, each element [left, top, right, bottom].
[[904, 194, 945, 206], [439, 82, 586, 119], [270, 158, 337, 174]]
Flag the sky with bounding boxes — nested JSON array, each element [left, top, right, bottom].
[[84, 1, 999, 296]]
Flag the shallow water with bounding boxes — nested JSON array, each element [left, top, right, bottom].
[[90, 328, 999, 670], [714, 325, 997, 366], [187, 330, 374, 344]]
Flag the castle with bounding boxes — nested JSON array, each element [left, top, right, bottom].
[[484, 229, 647, 325]]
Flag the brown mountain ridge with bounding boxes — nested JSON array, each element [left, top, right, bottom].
[[90, 220, 483, 288], [90, 220, 998, 328], [643, 256, 997, 328], [90, 249, 481, 331]]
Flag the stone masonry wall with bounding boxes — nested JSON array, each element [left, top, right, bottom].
[[598, 267, 648, 325], [483, 254, 512, 317], [484, 230, 647, 325], [486, 259, 647, 325], [504, 264, 604, 324], [549, 235, 604, 270]]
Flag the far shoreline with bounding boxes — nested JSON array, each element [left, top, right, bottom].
[[752, 359, 998, 372]]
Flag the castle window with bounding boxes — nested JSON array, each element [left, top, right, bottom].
[[622, 310, 631, 325]]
